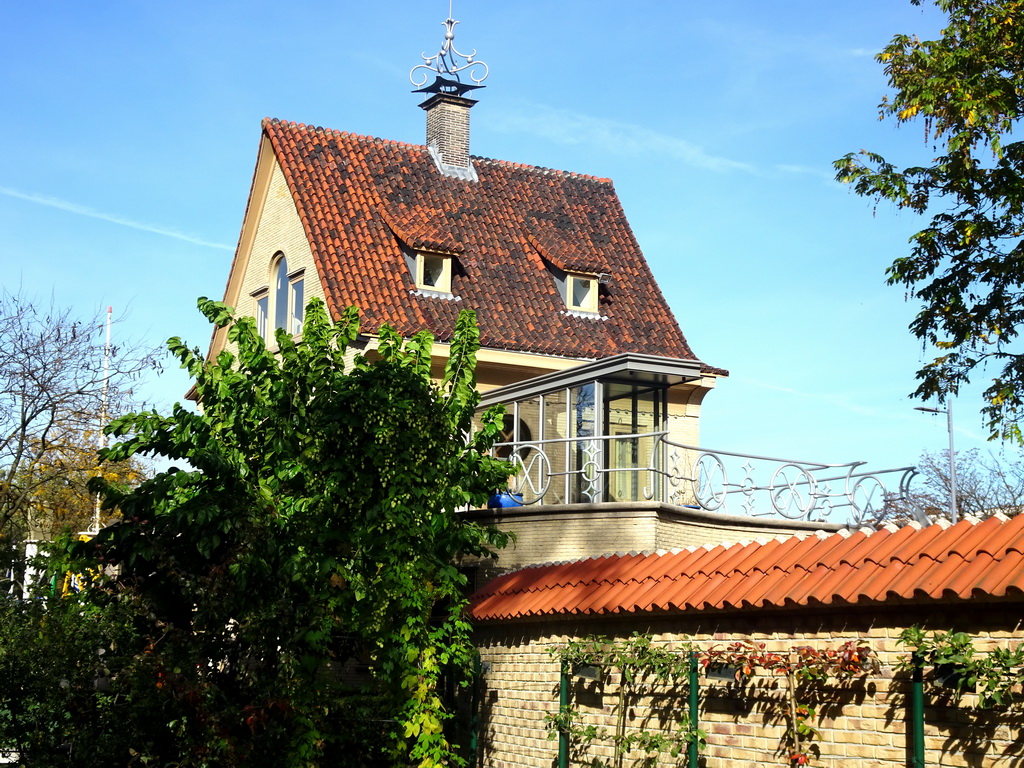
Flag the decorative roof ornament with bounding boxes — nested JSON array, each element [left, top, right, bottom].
[[410, 7, 488, 96]]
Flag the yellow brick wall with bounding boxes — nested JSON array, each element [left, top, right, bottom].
[[466, 504, 840, 577], [237, 158, 324, 318], [472, 605, 1024, 768]]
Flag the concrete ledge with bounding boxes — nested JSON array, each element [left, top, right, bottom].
[[464, 500, 846, 534]]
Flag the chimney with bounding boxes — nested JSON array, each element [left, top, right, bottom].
[[421, 91, 477, 177], [410, 15, 488, 181]]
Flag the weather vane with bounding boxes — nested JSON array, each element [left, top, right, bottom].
[[409, 4, 489, 90]]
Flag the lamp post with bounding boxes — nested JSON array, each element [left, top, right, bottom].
[[914, 401, 958, 523]]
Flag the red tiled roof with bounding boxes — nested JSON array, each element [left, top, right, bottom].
[[263, 118, 716, 366], [468, 515, 1024, 621]]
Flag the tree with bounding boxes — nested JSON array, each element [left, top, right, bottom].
[[876, 448, 1024, 525], [835, 0, 1024, 441], [55, 298, 512, 767], [0, 292, 158, 545]]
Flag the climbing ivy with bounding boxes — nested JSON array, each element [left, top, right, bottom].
[[898, 626, 1024, 708], [706, 639, 878, 766], [549, 635, 878, 768], [546, 634, 705, 767]]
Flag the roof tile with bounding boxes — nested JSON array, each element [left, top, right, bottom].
[[262, 118, 720, 367], [469, 516, 1024, 621]]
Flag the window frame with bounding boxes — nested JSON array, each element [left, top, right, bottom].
[[257, 252, 305, 343], [415, 252, 453, 294], [566, 272, 599, 313]]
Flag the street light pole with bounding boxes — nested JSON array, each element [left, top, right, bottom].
[[914, 401, 958, 523]]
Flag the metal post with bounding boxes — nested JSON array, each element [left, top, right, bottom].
[[946, 402, 958, 523], [558, 660, 570, 768], [914, 402, 958, 523], [911, 651, 925, 768], [688, 650, 699, 768]]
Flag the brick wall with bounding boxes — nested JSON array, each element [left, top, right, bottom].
[[238, 158, 323, 312], [425, 95, 473, 169], [464, 503, 841, 580], [471, 603, 1024, 768]]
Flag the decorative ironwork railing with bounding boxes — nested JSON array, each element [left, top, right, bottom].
[[492, 431, 916, 526]]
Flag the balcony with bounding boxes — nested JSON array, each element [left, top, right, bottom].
[[478, 353, 916, 527]]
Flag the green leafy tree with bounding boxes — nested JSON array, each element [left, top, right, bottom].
[[0, 587, 161, 766], [835, 0, 1024, 441], [55, 298, 511, 767]]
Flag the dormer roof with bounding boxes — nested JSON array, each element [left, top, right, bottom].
[[237, 117, 718, 368]]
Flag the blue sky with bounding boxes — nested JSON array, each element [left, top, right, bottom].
[[1, 1, 1010, 478]]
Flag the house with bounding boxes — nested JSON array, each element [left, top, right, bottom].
[[205, 13, 1022, 768], [209, 16, 918, 572]]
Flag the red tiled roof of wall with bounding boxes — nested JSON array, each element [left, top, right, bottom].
[[468, 514, 1024, 621], [263, 118, 718, 367]]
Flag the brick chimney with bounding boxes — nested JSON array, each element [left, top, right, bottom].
[[420, 91, 477, 178]]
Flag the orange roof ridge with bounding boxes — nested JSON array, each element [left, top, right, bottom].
[[467, 515, 1024, 622], [474, 154, 614, 184]]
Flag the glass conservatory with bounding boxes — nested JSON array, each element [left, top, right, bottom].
[[476, 354, 917, 525]]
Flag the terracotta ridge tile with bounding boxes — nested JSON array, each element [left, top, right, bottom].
[[706, 540, 763, 576], [944, 552, 999, 597], [998, 514, 1024, 555], [937, 516, 1003, 562]]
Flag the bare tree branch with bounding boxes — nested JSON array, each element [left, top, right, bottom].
[[0, 290, 160, 541]]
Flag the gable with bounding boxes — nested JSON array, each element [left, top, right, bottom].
[[213, 140, 326, 355]]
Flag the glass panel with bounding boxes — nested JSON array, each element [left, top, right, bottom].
[[274, 257, 289, 332], [571, 277, 594, 310], [421, 255, 447, 290], [605, 383, 663, 502], [570, 382, 598, 503], [256, 295, 269, 341], [542, 389, 569, 504], [290, 278, 304, 335]]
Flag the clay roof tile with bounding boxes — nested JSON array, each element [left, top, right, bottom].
[[468, 517, 1024, 622], [259, 118, 720, 367]]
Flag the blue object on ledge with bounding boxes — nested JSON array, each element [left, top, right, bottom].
[[487, 492, 524, 508]]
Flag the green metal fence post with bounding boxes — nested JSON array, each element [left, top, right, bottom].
[[688, 650, 699, 768], [559, 659, 570, 768], [912, 650, 925, 768]]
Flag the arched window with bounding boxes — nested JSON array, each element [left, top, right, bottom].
[[255, 253, 304, 343]]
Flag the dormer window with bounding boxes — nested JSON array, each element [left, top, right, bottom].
[[416, 252, 452, 294], [566, 272, 599, 313], [254, 253, 304, 343]]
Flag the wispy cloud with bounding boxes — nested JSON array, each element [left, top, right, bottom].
[[746, 379, 886, 418], [776, 163, 837, 185], [486, 103, 758, 175], [0, 186, 232, 251]]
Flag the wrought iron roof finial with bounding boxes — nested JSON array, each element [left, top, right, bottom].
[[410, 8, 489, 93]]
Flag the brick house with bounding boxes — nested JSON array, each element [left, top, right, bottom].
[[207, 16, 1023, 768]]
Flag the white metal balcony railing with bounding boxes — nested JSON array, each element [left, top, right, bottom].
[[490, 431, 917, 526]]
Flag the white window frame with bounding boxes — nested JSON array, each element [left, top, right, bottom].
[[415, 252, 452, 294], [259, 253, 305, 342], [566, 272, 599, 313]]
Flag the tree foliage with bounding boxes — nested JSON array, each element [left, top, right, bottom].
[[0, 291, 157, 546], [835, 0, 1024, 441], [51, 298, 511, 767]]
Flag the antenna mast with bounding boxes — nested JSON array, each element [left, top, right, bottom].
[[91, 306, 112, 534]]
